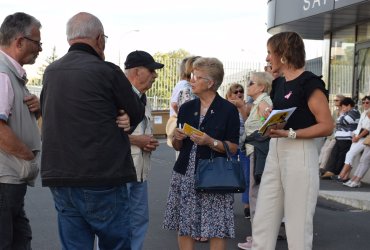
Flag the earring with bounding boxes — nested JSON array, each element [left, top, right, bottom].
[[280, 57, 286, 64]]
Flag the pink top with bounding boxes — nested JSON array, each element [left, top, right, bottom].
[[0, 50, 26, 122]]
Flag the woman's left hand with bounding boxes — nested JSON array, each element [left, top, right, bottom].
[[267, 125, 289, 138]]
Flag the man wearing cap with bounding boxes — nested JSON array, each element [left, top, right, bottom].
[[117, 50, 164, 250], [40, 13, 145, 249]]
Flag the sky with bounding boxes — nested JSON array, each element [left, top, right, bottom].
[[1, 0, 322, 78]]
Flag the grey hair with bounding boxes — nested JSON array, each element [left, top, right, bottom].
[[0, 12, 41, 46], [66, 12, 104, 41], [250, 71, 273, 94], [193, 57, 224, 91]]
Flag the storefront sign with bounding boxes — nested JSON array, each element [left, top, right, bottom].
[[268, 0, 367, 27]]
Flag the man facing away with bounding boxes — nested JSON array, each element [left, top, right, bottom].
[[0, 12, 42, 249], [40, 12, 145, 249], [121, 50, 164, 250]]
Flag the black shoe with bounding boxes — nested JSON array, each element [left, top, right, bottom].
[[244, 207, 250, 219], [278, 222, 286, 240], [330, 175, 340, 181]]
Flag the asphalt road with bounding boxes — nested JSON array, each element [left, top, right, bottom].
[[26, 141, 370, 250]]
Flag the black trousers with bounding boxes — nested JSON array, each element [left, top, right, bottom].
[[0, 183, 31, 250], [325, 139, 352, 174]]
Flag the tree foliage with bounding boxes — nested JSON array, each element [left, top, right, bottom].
[[147, 49, 191, 102], [29, 46, 58, 85]]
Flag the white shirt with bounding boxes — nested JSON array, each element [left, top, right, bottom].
[[169, 80, 189, 117]]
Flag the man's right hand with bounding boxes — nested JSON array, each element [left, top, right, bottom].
[[116, 109, 131, 132]]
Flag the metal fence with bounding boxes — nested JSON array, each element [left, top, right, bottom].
[[28, 58, 323, 111]]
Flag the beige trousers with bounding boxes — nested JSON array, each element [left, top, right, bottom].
[[252, 138, 319, 250]]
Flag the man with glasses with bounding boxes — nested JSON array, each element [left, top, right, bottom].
[[40, 12, 145, 249], [0, 12, 42, 249], [116, 50, 163, 250]]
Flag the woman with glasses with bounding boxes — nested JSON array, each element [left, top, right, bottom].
[[225, 84, 251, 219], [318, 94, 346, 173], [335, 96, 370, 182], [251, 32, 333, 250], [163, 57, 240, 250], [237, 72, 273, 250]]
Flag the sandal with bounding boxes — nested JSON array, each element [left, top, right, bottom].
[[195, 237, 209, 243]]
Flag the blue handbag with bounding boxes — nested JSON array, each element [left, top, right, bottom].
[[195, 141, 246, 193]]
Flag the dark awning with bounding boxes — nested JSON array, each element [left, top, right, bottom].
[[267, 0, 370, 39]]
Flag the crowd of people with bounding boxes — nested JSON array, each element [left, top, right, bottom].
[[320, 95, 370, 188], [0, 10, 369, 250]]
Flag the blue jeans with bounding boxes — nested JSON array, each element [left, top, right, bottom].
[[127, 181, 149, 250], [0, 183, 31, 250], [233, 149, 250, 204], [50, 186, 130, 250]]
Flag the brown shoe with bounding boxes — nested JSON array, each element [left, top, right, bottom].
[[321, 171, 335, 179]]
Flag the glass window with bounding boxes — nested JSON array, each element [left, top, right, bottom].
[[329, 27, 355, 98], [357, 22, 370, 42]]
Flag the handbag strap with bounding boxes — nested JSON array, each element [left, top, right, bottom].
[[221, 141, 232, 160], [209, 141, 232, 160]]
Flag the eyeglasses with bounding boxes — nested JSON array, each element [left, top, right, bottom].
[[190, 72, 211, 82], [363, 101, 370, 104], [103, 34, 108, 43], [248, 80, 256, 87], [23, 37, 42, 48], [97, 34, 108, 43], [233, 89, 244, 94]]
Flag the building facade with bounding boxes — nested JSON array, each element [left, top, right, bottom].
[[267, 0, 370, 182], [267, 0, 370, 106]]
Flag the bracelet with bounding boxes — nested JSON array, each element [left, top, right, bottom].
[[288, 128, 297, 139]]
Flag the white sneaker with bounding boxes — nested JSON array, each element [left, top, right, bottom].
[[237, 236, 252, 250], [347, 181, 361, 188], [343, 180, 352, 187]]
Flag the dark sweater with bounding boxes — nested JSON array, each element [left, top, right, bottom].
[[40, 43, 144, 187], [174, 94, 239, 175]]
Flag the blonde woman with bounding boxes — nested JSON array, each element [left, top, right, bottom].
[[237, 72, 273, 250]]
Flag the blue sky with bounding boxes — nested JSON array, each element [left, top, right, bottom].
[[1, 0, 321, 77]]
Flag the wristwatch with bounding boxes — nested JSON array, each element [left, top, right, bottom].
[[213, 140, 219, 148], [288, 128, 297, 139]]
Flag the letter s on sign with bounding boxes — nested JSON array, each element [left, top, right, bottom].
[[303, 0, 310, 11]]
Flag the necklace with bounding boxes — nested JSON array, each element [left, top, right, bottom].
[[200, 105, 209, 115]]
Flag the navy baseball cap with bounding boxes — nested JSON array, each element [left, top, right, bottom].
[[124, 50, 164, 70]]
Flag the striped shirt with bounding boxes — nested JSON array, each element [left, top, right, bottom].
[[335, 108, 360, 140]]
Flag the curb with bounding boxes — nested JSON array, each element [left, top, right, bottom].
[[319, 191, 370, 211]]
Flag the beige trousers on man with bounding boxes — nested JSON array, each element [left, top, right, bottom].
[[252, 138, 319, 250]]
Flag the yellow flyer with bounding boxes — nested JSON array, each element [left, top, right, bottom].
[[258, 107, 296, 135], [183, 123, 204, 136]]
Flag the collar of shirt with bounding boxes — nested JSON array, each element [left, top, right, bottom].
[[0, 49, 26, 78], [131, 85, 142, 97]]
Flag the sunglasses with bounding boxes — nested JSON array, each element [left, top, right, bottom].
[[233, 89, 244, 94], [363, 101, 370, 104], [248, 80, 256, 87]]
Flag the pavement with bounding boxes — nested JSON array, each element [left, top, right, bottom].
[[319, 178, 370, 211], [154, 137, 370, 211]]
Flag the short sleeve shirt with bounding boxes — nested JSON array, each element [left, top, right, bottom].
[[271, 71, 328, 130], [170, 80, 189, 117], [0, 50, 25, 122], [0, 73, 13, 121]]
